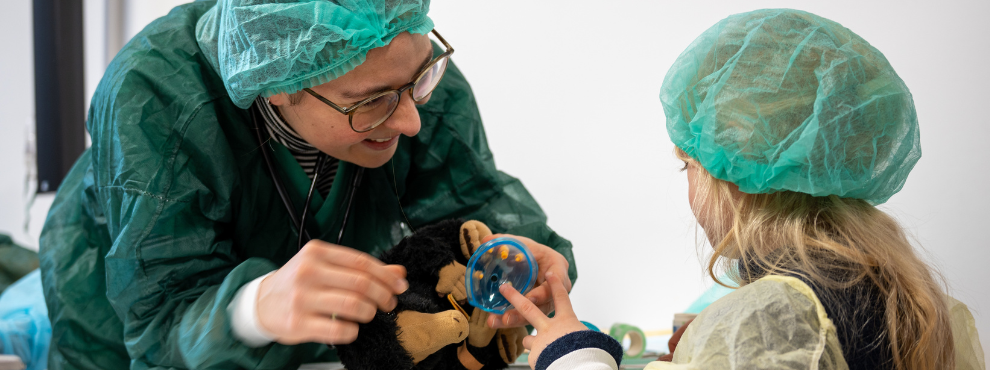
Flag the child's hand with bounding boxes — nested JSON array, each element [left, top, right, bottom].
[[500, 271, 587, 369], [485, 234, 572, 329]]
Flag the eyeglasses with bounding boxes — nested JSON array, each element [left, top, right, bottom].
[[303, 29, 454, 133]]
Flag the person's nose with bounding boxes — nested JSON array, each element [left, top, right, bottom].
[[382, 92, 421, 137]]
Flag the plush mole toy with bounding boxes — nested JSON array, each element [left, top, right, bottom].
[[336, 219, 528, 370]]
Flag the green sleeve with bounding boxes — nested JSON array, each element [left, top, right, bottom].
[[55, 2, 332, 367], [0, 235, 39, 294], [396, 56, 577, 283], [98, 102, 327, 369]]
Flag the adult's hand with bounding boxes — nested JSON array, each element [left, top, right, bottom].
[[256, 240, 408, 345], [484, 234, 572, 329], [500, 271, 587, 369]]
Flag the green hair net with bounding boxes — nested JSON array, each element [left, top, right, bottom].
[[196, 0, 434, 109], [661, 9, 920, 204]]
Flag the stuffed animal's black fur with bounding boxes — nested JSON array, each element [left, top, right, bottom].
[[336, 219, 512, 370]]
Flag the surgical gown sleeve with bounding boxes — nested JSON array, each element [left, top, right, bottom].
[[947, 296, 986, 370], [644, 276, 849, 370], [95, 98, 327, 369]]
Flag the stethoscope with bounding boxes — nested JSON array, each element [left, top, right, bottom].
[[251, 106, 364, 250]]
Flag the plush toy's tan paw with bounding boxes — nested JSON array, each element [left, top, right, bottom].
[[497, 327, 528, 364], [396, 310, 469, 364], [436, 262, 467, 300], [460, 220, 493, 259], [466, 306, 496, 348]]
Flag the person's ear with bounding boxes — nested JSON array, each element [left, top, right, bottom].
[[267, 92, 290, 107]]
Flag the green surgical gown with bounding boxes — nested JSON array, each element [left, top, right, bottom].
[[38, 2, 576, 369]]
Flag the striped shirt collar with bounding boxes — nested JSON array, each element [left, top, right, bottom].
[[253, 97, 340, 195], [255, 96, 318, 154]]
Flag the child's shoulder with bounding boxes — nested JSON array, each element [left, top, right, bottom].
[[706, 275, 826, 319], [664, 275, 847, 369]]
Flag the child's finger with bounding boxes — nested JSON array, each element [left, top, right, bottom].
[[545, 271, 575, 318], [500, 283, 550, 331], [522, 335, 535, 350], [491, 311, 530, 328]]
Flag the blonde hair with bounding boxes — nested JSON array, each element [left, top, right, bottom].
[[676, 147, 954, 370]]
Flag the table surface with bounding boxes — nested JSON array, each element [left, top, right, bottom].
[[299, 362, 651, 369]]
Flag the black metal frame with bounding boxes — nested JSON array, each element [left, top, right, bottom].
[[33, 0, 86, 193]]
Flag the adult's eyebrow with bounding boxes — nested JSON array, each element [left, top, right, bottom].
[[340, 49, 435, 101]]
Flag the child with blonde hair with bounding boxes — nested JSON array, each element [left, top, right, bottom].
[[500, 8, 985, 370]]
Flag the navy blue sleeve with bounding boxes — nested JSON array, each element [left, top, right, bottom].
[[535, 331, 623, 370]]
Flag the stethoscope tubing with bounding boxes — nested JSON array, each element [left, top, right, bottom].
[[251, 105, 364, 249], [252, 107, 312, 244]]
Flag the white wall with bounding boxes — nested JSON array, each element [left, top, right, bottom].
[[0, 0, 189, 252], [0, 0, 50, 252], [2, 0, 986, 358]]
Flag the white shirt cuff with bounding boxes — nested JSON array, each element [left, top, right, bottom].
[[228, 272, 277, 347], [546, 348, 619, 370]]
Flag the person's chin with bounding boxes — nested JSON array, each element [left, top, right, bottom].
[[349, 145, 399, 168]]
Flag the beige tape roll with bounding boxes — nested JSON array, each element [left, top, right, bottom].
[[608, 323, 646, 358]]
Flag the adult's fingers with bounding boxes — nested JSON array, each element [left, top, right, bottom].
[[487, 234, 572, 292], [383, 264, 407, 279], [318, 267, 398, 312], [524, 285, 552, 308], [534, 250, 572, 292], [304, 315, 361, 345], [305, 240, 409, 294], [499, 283, 550, 331], [305, 290, 378, 323]]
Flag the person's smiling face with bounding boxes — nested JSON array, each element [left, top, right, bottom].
[[268, 32, 433, 168]]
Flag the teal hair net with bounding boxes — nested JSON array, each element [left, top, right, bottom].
[[196, 0, 434, 109], [661, 9, 920, 204]]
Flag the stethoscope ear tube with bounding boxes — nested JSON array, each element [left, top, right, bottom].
[[252, 106, 361, 250], [337, 166, 362, 245], [251, 107, 312, 244], [297, 154, 327, 250]]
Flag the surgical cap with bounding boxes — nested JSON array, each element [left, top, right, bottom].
[[661, 9, 920, 204], [196, 0, 434, 109]]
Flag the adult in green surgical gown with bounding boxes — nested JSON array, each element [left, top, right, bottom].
[[38, 1, 576, 369]]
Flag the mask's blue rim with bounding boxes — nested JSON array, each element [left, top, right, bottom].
[[465, 236, 537, 314]]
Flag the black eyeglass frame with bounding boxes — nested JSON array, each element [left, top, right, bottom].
[[303, 29, 454, 133]]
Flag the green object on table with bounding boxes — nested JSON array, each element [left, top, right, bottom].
[[610, 323, 647, 359], [0, 234, 38, 295], [581, 320, 601, 332]]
